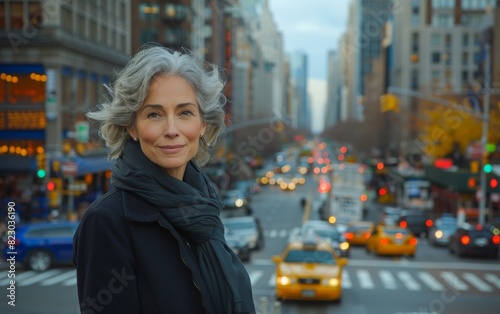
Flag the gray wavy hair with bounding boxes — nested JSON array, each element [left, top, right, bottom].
[[87, 45, 227, 166]]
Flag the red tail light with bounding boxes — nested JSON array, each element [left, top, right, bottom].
[[399, 221, 407, 228], [345, 232, 354, 240], [364, 232, 371, 239], [425, 219, 433, 227], [492, 235, 500, 245], [380, 238, 389, 245], [409, 238, 418, 245], [461, 235, 470, 245]]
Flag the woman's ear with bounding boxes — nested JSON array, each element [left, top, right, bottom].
[[127, 126, 138, 140]]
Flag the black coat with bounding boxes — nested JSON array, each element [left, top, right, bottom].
[[73, 188, 218, 313]]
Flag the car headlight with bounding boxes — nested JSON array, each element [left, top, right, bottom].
[[322, 278, 339, 286], [235, 199, 244, 207], [435, 230, 443, 239], [277, 276, 295, 285], [248, 234, 257, 242], [339, 242, 350, 250]]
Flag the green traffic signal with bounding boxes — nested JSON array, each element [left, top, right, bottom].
[[484, 163, 493, 173], [37, 169, 46, 178]]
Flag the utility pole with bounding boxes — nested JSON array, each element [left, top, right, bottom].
[[479, 43, 491, 226]]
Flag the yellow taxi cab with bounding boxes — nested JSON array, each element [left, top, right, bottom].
[[366, 224, 417, 257], [271, 235, 348, 302], [344, 221, 375, 246]]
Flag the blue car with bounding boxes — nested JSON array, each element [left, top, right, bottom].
[[2, 221, 79, 272]]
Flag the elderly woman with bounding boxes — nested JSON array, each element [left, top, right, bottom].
[[73, 45, 255, 314]]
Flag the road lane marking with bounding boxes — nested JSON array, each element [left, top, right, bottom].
[[268, 273, 276, 287], [18, 269, 62, 286], [484, 273, 500, 289], [63, 277, 77, 286], [346, 259, 500, 271], [463, 273, 492, 292], [357, 270, 374, 289], [342, 270, 352, 289], [379, 270, 397, 289], [249, 270, 263, 286], [268, 230, 278, 238], [41, 269, 76, 286], [0, 271, 36, 286], [397, 271, 420, 290], [441, 271, 468, 291], [418, 271, 445, 291], [279, 229, 288, 238]]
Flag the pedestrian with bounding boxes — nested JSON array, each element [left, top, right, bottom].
[[73, 44, 255, 314]]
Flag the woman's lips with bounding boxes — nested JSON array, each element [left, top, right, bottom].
[[159, 145, 184, 154]]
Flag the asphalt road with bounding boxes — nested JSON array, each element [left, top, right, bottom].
[[1, 171, 499, 313]]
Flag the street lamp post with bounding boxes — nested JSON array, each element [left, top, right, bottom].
[[478, 43, 491, 226]]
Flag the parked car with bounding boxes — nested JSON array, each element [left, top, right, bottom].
[[222, 216, 264, 250], [448, 224, 500, 258], [272, 234, 348, 302], [397, 210, 433, 238], [379, 206, 402, 226], [224, 228, 251, 262], [2, 221, 79, 271], [366, 224, 418, 257], [428, 217, 457, 246]]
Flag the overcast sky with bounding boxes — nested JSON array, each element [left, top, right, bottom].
[[269, 0, 351, 80], [268, 0, 351, 133]]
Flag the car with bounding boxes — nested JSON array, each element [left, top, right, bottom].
[[448, 224, 500, 258], [222, 216, 264, 250], [300, 219, 334, 237], [428, 218, 458, 246], [397, 210, 433, 238], [344, 221, 375, 246], [271, 235, 348, 302], [2, 220, 79, 272], [220, 189, 252, 214], [224, 228, 251, 262], [310, 226, 350, 257], [366, 224, 418, 257], [379, 206, 402, 226]]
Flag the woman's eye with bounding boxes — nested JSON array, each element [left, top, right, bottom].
[[147, 112, 160, 118], [180, 110, 194, 116]]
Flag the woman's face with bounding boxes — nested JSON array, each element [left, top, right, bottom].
[[128, 75, 206, 180]]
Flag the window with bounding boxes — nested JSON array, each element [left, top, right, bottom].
[[463, 33, 469, 46], [432, 52, 441, 63], [462, 52, 469, 65], [139, 3, 160, 21], [140, 29, 158, 45], [411, 69, 419, 89], [443, 53, 452, 65], [431, 70, 441, 82], [433, 0, 455, 9], [432, 14, 454, 28], [431, 34, 441, 46], [462, 71, 469, 82], [10, 2, 24, 30], [445, 34, 452, 48]]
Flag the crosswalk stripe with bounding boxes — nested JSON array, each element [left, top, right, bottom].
[[379, 270, 397, 289], [418, 272, 445, 291], [397, 271, 421, 290], [484, 274, 500, 289], [41, 270, 76, 286], [268, 273, 276, 287], [357, 270, 374, 289], [278, 229, 288, 238], [463, 273, 492, 292], [18, 269, 62, 286], [342, 270, 351, 289], [0, 271, 36, 286], [63, 277, 77, 286], [268, 230, 278, 238], [0, 270, 9, 280], [249, 270, 263, 286], [441, 272, 468, 291]]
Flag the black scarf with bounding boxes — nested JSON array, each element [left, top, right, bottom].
[[111, 141, 255, 314]]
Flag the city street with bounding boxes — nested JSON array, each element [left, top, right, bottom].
[[1, 172, 500, 313]]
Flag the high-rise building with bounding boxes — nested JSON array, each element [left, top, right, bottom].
[[290, 51, 310, 130]]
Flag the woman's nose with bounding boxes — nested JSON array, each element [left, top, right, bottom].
[[163, 117, 179, 137]]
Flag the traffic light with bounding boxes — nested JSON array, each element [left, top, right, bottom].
[[491, 178, 499, 189], [467, 177, 476, 189], [378, 187, 388, 196], [484, 163, 493, 173], [36, 153, 46, 178], [46, 180, 56, 191]]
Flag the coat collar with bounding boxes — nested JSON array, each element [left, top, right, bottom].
[[122, 190, 162, 222]]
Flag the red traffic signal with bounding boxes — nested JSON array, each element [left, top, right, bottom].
[[491, 178, 498, 189], [378, 187, 388, 196], [47, 181, 56, 191], [376, 162, 384, 170]]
